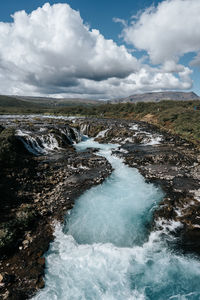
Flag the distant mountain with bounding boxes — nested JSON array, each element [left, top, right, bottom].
[[111, 92, 200, 103]]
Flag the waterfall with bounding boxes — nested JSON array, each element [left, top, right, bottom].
[[16, 125, 82, 155], [80, 123, 90, 135], [96, 129, 109, 138], [16, 130, 60, 155]]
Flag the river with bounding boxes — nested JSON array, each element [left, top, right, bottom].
[[33, 138, 200, 300]]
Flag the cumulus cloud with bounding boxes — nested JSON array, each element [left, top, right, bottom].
[[122, 0, 200, 65], [0, 2, 194, 98], [0, 3, 138, 92]]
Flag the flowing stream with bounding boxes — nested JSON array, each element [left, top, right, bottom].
[[33, 138, 200, 300]]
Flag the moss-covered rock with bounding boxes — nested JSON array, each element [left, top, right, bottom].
[[0, 221, 18, 255], [15, 204, 37, 228], [0, 128, 16, 164], [0, 205, 38, 256]]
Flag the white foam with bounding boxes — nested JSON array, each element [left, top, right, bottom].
[[96, 129, 109, 138], [119, 148, 128, 154], [32, 138, 200, 300], [16, 130, 60, 155], [145, 135, 162, 145], [194, 189, 200, 202], [130, 124, 139, 131]]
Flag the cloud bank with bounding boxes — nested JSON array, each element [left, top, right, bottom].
[[0, 1, 197, 98]]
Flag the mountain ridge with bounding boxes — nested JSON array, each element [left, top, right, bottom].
[[111, 91, 200, 103]]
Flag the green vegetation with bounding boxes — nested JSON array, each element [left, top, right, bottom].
[[0, 127, 18, 166], [100, 100, 200, 145], [0, 96, 199, 145], [0, 204, 36, 254], [0, 95, 43, 108], [0, 95, 102, 114]]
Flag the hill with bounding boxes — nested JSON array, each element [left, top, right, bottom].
[[112, 91, 200, 103], [15, 96, 104, 106], [0, 95, 40, 108], [0, 95, 104, 114]]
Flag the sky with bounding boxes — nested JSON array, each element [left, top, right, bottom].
[[0, 0, 199, 99]]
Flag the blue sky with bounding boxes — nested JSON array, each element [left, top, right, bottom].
[[0, 0, 161, 42], [0, 0, 199, 98]]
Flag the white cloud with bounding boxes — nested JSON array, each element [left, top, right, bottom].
[[122, 0, 200, 65], [0, 3, 139, 95], [0, 2, 194, 98], [190, 52, 200, 67], [49, 65, 192, 99], [113, 17, 127, 27]]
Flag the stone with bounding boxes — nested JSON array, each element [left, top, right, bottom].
[[37, 257, 45, 266]]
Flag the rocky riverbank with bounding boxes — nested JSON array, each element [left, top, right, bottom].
[[0, 115, 199, 299], [74, 118, 200, 254], [0, 116, 112, 300]]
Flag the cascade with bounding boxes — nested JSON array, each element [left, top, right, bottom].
[[15, 125, 81, 155]]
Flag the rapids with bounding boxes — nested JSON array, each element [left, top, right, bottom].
[[33, 138, 200, 300]]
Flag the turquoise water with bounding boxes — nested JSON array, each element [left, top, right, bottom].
[[33, 139, 200, 300]]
